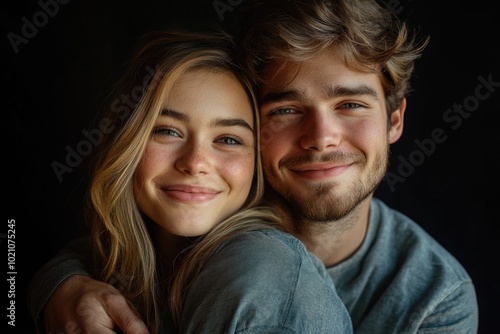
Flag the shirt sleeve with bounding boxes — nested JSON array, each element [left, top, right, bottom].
[[26, 237, 92, 325], [417, 279, 479, 334]]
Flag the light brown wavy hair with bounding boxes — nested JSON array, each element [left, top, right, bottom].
[[237, 0, 429, 118]]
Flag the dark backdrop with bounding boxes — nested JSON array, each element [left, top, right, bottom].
[[2, 1, 498, 333]]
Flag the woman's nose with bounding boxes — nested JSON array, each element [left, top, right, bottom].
[[175, 142, 211, 175]]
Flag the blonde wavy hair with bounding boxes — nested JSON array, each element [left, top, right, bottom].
[[87, 28, 283, 333]]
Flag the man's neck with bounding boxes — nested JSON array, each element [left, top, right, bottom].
[[296, 195, 372, 267]]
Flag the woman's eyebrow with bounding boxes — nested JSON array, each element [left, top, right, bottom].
[[211, 117, 253, 132], [160, 108, 190, 122], [161, 108, 253, 132]]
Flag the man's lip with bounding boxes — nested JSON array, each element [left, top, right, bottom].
[[288, 163, 351, 179], [289, 162, 346, 172], [160, 185, 221, 203]]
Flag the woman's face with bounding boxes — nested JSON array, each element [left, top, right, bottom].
[[134, 69, 256, 237]]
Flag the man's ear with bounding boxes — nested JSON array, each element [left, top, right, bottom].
[[389, 97, 406, 144]]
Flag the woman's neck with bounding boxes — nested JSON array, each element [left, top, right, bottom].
[[152, 227, 197, 282]]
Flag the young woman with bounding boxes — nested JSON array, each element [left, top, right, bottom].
[[31, 29, 353, 333]]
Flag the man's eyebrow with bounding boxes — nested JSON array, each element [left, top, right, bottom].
[[260, 90, 303, 105], [260, 84, 379, 104], [327, 84, 379, 100]]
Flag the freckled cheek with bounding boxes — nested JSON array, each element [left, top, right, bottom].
[[218, 155, 255, 190], [136, 145, 176, 182]]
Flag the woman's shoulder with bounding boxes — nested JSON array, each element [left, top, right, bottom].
[[180, 228, 353, 333], [211, 228, 310, 270], [225, 228, 305, 250]]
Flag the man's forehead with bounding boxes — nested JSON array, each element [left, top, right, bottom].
[[259, 58, 382, 103]]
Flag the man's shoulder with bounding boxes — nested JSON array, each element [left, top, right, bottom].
[[337, 198, 478, 333], [370, 197, 472, 281]]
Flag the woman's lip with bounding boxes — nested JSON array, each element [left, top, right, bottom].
[[160, 185, 220, 203], [162, 185, 219, 193]]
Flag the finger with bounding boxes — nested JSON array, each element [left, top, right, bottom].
[[104, 296, 149, 334], [113, 316, 150, 334]]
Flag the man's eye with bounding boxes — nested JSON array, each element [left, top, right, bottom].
[[270, 108, 295, 116], [216, 136, 242, 145], [341, 102, 363, 109]]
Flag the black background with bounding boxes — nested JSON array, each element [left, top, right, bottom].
[[2, 0, 499, 333]]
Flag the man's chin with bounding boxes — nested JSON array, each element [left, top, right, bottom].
[[285, 185, 371, 222]]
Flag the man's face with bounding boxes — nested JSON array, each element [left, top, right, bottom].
[[258, 46, 404, 223]]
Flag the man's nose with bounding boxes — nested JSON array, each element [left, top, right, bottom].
[[300, 110, 341, 151]]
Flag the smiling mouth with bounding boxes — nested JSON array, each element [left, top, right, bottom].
[[160, 185, 221, 203], [289, 163, 351, 180]]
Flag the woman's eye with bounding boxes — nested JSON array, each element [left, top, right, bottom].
[[216, 136, 242, 145], [153, 127, 180, 137]]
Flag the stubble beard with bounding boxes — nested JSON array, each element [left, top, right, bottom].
[[264, 147, 389, 224]]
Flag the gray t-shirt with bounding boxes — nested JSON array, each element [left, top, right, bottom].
[[28, 198, 478, 333], [28, 229, 353, 333], [329, 198, 478, 333], [170, 229, 353, 333]]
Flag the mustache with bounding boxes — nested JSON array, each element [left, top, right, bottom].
[[279, 151, 364, 169]]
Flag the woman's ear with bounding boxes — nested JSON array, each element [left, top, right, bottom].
[[389, 97, 406, 144]]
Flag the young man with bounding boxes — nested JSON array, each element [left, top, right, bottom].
[[28, 0, 479, 333]]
